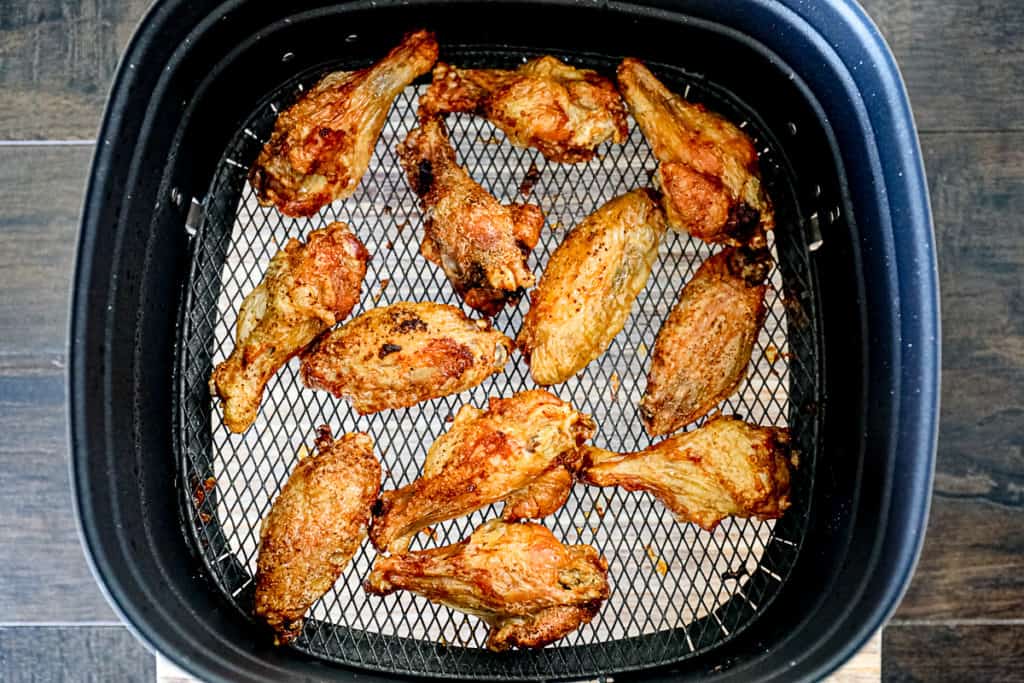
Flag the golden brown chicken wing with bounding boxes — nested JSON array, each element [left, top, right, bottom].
[[249, 30, 438, 217], [369, 390, 595, 553], [617, 58, 773, 246], [640, 246, 770, 437], [418, 57, 628, 163], [365, 519, 609, 651], [300, 301, 513, 414], [255, 426, 381, 644], [578, 415, 791, 530], [398, 117, 545, 315], [210, 222, 370, 432], [517, 188, 666, 385]]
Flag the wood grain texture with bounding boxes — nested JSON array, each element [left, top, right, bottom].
[[925, 131, 1024, 507], [0, 626, 154, 682], [0, 0, 150, 138], [883, 624, 1024, 682], [0, 145, 92, 358], [859, 0, 1024, 132], [0, 360, 116, 621], [888, 132, 1024, 620], [0, 145, 115, 620]]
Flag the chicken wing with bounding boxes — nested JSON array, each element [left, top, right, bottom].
[[517, 188, 666, 385], [300, 301, 513, 414], [398, 117, 544, 315], [255, 426, 381, 644], [250, 30, 438, 217], [369, 390, 595, 553], [640, 246, 770, 437], [210, 222, 369, 432], [578, 415, 791, 530], [418, 57, 628, 163], [365, 519, 609, 650], [617, 58, 773, 246]]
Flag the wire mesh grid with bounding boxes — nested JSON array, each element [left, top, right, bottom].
[[177, 53, 820, 680]]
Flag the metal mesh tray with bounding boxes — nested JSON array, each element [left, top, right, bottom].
[[177, 51, 820, 680]]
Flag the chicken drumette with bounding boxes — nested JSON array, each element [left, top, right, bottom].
[[300, 301, 513, 414], [365, 519, 610, 650], [640, 246, 770, 437], [578, 415, 791, 530], [518, 188, 666, 385], [369, 390, 595, 553], [418, 57, 628, 163], [617, 58, 773, 246], [250, 30, 438, 217], [398, 117, 544, 315], [255, 427, 381, 644], [210, 222, 369, 433]]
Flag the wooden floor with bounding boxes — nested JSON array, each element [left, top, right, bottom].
[[0, 1, 1021, 680]]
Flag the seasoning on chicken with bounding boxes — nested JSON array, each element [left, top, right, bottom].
[[640, 246, 770, 437], [365, 519, 610, 650], [418, 57, 628, 163], [398, 117, 544, 315], [300, 301, 513, 414], [518, 189, 666, 385], [369, 390, 595, 553], [210, 222, 369, 433], [578, 415, 791, 530], [255, 426, 381, 644], [250, 30, 438, 217], [617, 58, 774, 247]]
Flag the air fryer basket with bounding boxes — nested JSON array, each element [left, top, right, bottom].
[[178, 54, 817, 679], [71, 2, 938, 682]]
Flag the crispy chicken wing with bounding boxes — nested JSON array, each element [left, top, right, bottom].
[[398, 117, 544, 315], [640, 246, 770, 437], [369, 390, 595, 553], [250, 30, 438, 217], [255, 427, 381, 644], [617, 58, 773, 246], [418, 57, 628, 163], [210, 222, 369, 432], [300, 301, 513, 414], [578, 415, 791, 530], [518, 189, 666, 385], [365, 519, 610, 650]]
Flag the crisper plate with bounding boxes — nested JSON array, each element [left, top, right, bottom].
[[176, 50, 820, 680]]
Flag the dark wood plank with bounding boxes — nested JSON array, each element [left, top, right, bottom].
[[0, 144, 116, 620], [0, 626, 154, 681], [891, 131, 1024, 619], [896, 498, 1024, 620], [0, 1, 150, 139], [926, 130, 1024, 509], [859, 0, 1024, 133], [0, 361, 116, 621], [0, 145, 92, 358], [883, 624, 1024, 682], [852, 1, 1024, 132]]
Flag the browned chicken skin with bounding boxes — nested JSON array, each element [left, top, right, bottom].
[[255, 426, 381, 644], [300, 301, 513, 414], [640, 246, 770, 437], [578, 415, 791, 530], [617, 58, 774, 246], [418, 57, 629, 163], [210, 222, 369, 433], [365, 519, 610, 650], [369, 390, 595, 553], [518, 188, 666, 385], [398, 117, 545, 315], [250, 30, 438, 217]]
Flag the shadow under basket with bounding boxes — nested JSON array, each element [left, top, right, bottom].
[[70, 1, 939, 682]]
